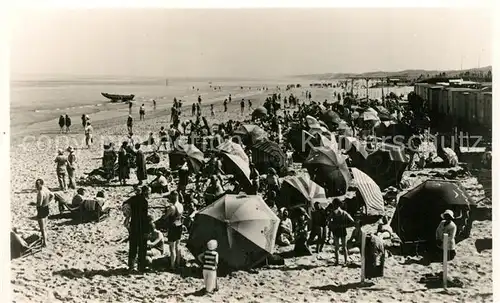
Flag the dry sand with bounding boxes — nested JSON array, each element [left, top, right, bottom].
[[10, 87, 492, 302]]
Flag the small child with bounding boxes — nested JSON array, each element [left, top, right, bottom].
[[197, 239, 219, 294]]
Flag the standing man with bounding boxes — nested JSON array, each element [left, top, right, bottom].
[[66, 146, 77, 190], [240, 99, 245, 115], [153, 99, 157, 110], [55, 149, 68, 191], [228, 94, 232, 103], [128, 186, 150, 272], [223, 99, 228, 112], [192, 103, 196, 117], [135, 143, 147, 186], [58, 115, 66, 133], [248, 99, 253, 111], [129, 101, 133, 115], [210, 104, 215, 117], [198, 95, 202, 105]]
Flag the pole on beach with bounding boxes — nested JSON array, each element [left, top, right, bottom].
[[361, 231, 366, 283], [443, 233, 448, 289]]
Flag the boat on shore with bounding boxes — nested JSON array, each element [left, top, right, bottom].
[[101, 92, 135, 102]]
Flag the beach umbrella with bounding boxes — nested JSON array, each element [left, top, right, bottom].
[[361, 108, 380, 122], [279, 175, 329, 210], [350, 168, 384, 214], [339, 136, 369, 161], [251, 139, 287, 175], [252, 106, 268, 119], [303, 146, 352, 196], [317, 133, 339, 152], [391, 180, 476, 246], [169, 144, 204, 173], [287, 129, 317, 159], [187, 194, 280, 270], [219, 152, 252, 190], [217, 141, 249, 163], [356, 143, 407, 190], [320, 110, 342, 125], [233, 124, 268, 147]]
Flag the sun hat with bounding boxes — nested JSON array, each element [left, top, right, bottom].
[[57, 149, 64, 155], [441, 209, 455, 219], [67, 146, 74, 153], [207, 239, 218, 251]]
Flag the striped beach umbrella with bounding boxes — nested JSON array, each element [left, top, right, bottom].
[[351, 168, 384, 214], [279, 175, 329, 210], [187, 194, 280, 270]]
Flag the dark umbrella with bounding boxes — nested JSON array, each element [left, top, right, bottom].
[[187, 194, 280, 270], [391, 180, 476, 247], [251, 139, 287, 175], [355, 143, 407, 190], [252, 107, 268, 119], [168, 144, 204, 173], [302, 146, 351, 196]]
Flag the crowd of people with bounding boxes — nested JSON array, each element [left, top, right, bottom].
[[22, 85, 479, 295]]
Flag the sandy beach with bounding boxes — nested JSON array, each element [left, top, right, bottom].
[[9, 81, 492, 303]]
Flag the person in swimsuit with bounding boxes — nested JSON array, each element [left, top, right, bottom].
[[35, 179, 54, 247]]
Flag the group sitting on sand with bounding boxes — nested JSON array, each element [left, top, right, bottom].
[[22, 87, 474, 296]]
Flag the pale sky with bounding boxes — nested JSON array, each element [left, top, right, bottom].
[[10, 8, 492, 78]]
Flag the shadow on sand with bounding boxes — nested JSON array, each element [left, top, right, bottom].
[[311, 281, 378, 292]]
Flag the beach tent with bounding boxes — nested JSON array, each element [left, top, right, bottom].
[[279, 175, 329, 210], [216, 141, 249, 164], [391, 180, 476, 247], [303, 146, 352, 196], [233, 124, 268, 147], [251, 139, 287, 175], [219, 152, 252, 190], [168, 144, 204, 173], [350, 168, 384, 214], [353, 143, 407, 190], [187, 194, 279, 270]]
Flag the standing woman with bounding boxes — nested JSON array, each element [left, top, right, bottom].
[[166, 191, 184, 271], [66, 146, 77, 189], [84, 122, 93, 148], [58, 115, 66, 133], [118, 142, 131, 185], [35, 179, 54, 247], [435, 209, 457, 261], [103, 143, 117, 182], [134, 143, 147, 186], [65, 114, 72, 133]]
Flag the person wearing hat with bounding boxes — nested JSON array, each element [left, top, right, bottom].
[[435, 209, 457, 261], [66, 146, 77, 189], [277, 208, 294, 246], [197, 239, 219, 294], [54, 149, 68, 191]]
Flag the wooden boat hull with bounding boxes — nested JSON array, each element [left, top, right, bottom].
[[101, 93, 135, 102]]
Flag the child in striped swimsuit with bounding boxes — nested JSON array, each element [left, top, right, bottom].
[[197, 240, 219, 294]]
